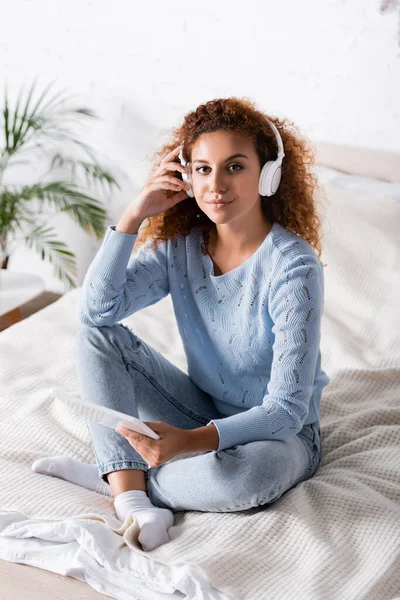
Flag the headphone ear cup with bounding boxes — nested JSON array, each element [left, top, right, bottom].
[[183, 171, 194, 198], [259, 161, 274, 196], [178, 147, 195, 197], [181, 169, 194, 198], [271, 166, 282, 194], [259, 161, 282, 197]]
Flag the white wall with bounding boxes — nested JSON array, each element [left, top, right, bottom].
[[1, 0, 399, 293]]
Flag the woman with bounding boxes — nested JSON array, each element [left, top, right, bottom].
[[32, 96, 330, 552]]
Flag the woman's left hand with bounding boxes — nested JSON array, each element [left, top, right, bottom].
[[115, 422, 192, 468]]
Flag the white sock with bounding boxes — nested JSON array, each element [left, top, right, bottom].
[[31, 455, 113, 497], [114, 490, 174, 552], [32, 456, 174, 551]]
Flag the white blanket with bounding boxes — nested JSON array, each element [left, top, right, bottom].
[[0, 183, 399, 600]]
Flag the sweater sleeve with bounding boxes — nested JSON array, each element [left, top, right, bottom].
[[207, 254, 325, 451], [77, 225, 169, 327]]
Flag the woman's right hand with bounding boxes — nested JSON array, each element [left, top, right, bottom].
[[126, 145, 192, 221]]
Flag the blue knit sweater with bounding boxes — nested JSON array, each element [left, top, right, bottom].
[[77, 221, 330, 452]]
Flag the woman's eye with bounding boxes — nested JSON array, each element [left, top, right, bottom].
[[196, 164, 243, 173]]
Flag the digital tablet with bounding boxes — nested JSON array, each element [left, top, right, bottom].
[[51, 387, 160, 440]]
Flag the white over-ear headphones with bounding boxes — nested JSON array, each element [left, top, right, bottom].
[[178, 120, 285, 198]]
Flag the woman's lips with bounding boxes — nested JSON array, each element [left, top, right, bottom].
[[207, 200, 233, 208]]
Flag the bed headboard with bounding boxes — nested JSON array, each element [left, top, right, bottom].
[[313, 141, 400, 184]]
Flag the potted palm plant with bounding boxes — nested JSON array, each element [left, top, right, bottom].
[[0, 78, 120, 290]]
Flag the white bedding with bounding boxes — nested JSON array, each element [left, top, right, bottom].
[[0, 182, 399, 600]]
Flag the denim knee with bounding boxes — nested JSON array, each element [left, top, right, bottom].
[[76, 323, 133, 351], [212, 441, 305, 509], [77, 323, 116, 342], [75, 324, 119, 366], [206, 448, 259, 505], [75, 323, 150, 378]]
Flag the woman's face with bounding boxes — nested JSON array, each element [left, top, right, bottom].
[[189, 130, 263, 226]]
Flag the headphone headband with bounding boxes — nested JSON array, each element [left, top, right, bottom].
[[266, 119, 285, 160]]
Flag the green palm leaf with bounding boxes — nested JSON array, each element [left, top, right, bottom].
[[2, 78, 99, 157], [0, 78, 121, 289], [49, 154, 120, 193], [24, 222, 78, 290]]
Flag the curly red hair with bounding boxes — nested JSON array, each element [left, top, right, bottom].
[[136, 96, 327, 260]]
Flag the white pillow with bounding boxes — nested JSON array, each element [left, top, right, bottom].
[[314, 166, 400, 204]]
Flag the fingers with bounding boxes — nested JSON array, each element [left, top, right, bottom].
[[162, 145, 182, 162], [157, 146, 182, 172], [115, 427, 129, 437], [159, 145, 189, 169], [167, 161, 189, 174], [154, 161, 190, 179], [116, 428, 143, 446], [150, 146, 192, 197], [150, 174, 190, 191]]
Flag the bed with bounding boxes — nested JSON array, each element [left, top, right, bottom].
[[0, 142, 399, 600]]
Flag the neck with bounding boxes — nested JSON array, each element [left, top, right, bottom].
[[209, 214, 273, 256]]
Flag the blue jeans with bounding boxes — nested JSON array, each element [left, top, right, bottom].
[[75, 323, 322, 514]]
